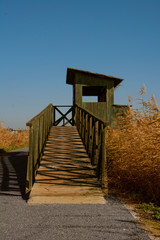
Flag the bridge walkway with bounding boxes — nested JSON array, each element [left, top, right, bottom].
[[28, 126, 106, 204]]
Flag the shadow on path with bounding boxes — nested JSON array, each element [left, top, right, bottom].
[[0, 147, 151, 240], [0, 148, 28, 199]]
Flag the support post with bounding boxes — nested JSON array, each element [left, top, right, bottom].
[[101, 126, 108, 193]]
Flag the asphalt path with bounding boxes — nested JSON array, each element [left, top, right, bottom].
[[0, 148, 150, 240]]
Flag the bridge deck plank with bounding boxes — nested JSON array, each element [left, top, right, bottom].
[[28, 126, 106, 204]]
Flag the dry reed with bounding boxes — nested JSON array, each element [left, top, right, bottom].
[[106, 86, 160, 203], [0, 122, 29, 152]]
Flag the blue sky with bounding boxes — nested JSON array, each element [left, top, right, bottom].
[[0, 0, 160, 129]]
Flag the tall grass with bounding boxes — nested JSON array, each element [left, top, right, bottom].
[[106, 85, 160, 203], [0, 122, 29, 152]]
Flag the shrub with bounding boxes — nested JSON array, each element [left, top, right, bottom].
[[106, 85, 160, 203], [0, 121, 29, 152]]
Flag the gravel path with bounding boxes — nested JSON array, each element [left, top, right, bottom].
[[0, 149, 150, 240]]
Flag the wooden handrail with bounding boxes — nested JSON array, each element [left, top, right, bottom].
[[74, 104, 109, 127], [26, 104, 53, 194], [74, 104, 108, 192]]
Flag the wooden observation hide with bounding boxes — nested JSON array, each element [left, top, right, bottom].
[[66, 68, 127, 126]]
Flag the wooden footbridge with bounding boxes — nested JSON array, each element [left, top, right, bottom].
[[26, 68, 127, 204]]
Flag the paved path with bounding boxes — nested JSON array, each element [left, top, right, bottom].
[[29, 126, 105, 204], [0, 148, 151, 240]]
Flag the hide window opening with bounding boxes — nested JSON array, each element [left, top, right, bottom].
[[82, 96, 98, 102], [82, 86, 106, 102]]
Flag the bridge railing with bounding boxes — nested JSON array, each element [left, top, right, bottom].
[[74, 104, 108, 191], [26, 104, 53, 194], [53, 105, 74, 126]]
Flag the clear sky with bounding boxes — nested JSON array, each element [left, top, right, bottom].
[[0, 0, 160, 129]]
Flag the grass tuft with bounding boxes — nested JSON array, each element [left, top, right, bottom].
[[139, 203, 160, 220]]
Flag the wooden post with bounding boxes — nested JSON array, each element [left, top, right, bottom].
[[97, 123, 103, 161], [86, 114, 90, 153], [88, 116, 92, 157], [101, 126, 108, 193], [76, 107, 78, 130], [34, 121, 39, 175], [82, 111, 85, 142], [77, 107, 80, 131], [51, 105, 53, 126], [91, 119, 95, 165], [80, 109, 82, 135], [85, 113, 88, 147], [72, 105, 75, 126], [53, 106, 56, 126], [26, 126, 33, 193], [74, 106, 77, 126], [45, 111, 48, 138], [33, 123, 37, 179], [93, 120, 98, 166]]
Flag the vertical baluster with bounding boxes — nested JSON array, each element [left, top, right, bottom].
[[84, 113, 88, 147], [53, 106, 55, 126], [74, 106, 77, 126], [26, 125, 33, 193], [91, 118, 95, 165], [86, 115, 90, 153], [83, 111, 85, 142], [79, 109, 82, 135], [77, 107, 80, 131], [51, 104, 53, 126], [34, 122, 38, 178], [46, 110, 48, 136], [42, 114, 44, 149], [39, 117, 42, 158], [88, 116, 92, 157], [93, 120, 98, 166], [47, 108, 49, 131], [101, 125, 108, 192], [32, 123, 36, 182], [37, 120, 40, 172], [45, 112, 48, 139], [84, 113, 86, 143], [82, 111, 85, 141], [97, 122, 103, 179], [38, 118, 40, 164], [77, 106, 78, 127]]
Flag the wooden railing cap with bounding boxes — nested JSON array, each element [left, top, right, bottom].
[[75, 104, 108, 127]]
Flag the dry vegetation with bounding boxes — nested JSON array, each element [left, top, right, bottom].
[[0, 122, 29, 152], [106, 85, 160, 203]]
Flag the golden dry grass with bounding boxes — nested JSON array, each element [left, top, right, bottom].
[[0, 122, 29, 152], [106, 86, 160, 203]]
